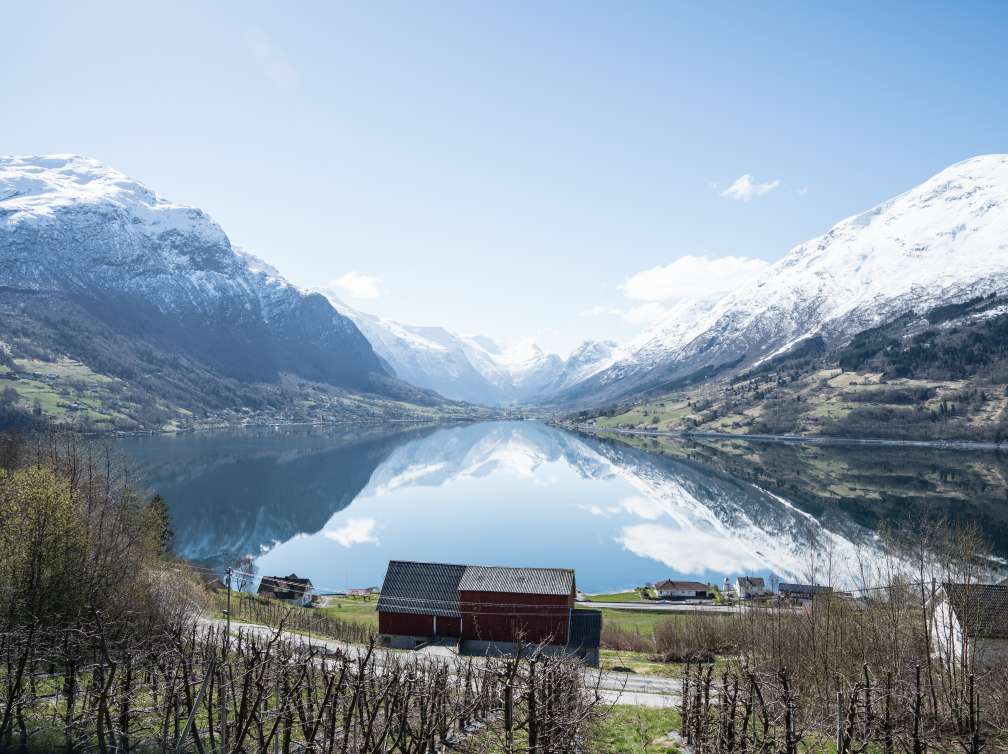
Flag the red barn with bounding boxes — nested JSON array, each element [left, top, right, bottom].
[[376, 560, 599, 664]]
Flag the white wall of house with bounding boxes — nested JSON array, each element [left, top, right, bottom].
[[657, 587, 707, 599], [735, 579, 767, 600]]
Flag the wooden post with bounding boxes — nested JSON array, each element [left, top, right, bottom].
[[528, 659, 538, 754], [836, 690, 843, 754], [504, 677, 514, 754], [219, 669, 228, 754], [913, 664, 924, 754], [969, 674, 980, 754], [176, 659, 215, 753]]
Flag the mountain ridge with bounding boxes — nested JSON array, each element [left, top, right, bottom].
[[555, 154, 1008, 407], [0, 154, 461, 430], [319, 285, 618, 406]]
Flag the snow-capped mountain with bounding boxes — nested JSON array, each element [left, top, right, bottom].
[[319, 286, 616, 405], [560, 154, 1008, 405], [0, 155, 423, 404]]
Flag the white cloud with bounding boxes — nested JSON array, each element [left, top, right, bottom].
[[246, 27, 299, 87], [623, 303, 669, 325], [620, 255, 770, 302], [795, 186, 809, 196], [721, 174, 781, 202], [329, 271, 382, 299], [620, 496, 665, 520], [324, 518, 379, 547], [580, 304, 624, 318], [618, 523, 767, 574]]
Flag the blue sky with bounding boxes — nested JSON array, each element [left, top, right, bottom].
[[4, 2, 1006, 353]]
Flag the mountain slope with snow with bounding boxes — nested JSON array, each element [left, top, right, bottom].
[[0, 155, 445, 428], [559, 154, 1008, 405], [319, 287, 616, 405]]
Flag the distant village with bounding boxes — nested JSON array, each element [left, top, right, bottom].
[[221, 563, 1008, 668]]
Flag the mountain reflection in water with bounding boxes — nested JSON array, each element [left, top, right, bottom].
[[117, 421, 1008, 593]]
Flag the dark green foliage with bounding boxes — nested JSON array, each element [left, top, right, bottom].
[[837, 306, 1008, 381], [738, 335, 827, 382], [146, 493, 174, 555], [925, 292, 1002, 325], [653, 354, 746, 395], [843, 387, 937, 404]]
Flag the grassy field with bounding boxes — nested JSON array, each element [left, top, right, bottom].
[[583, 590, 648, 603], [580, 604, 680, 634], [319, 594, 380, 630], [592, 705, 682, 753], [599, 649, 680, 678]]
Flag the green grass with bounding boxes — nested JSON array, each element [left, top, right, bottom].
[[583, 605, 674, 634], [600, 649, 680, 678], [584, 591, 649, 603], [319, 594, 380, 630], [592, 705, 682, 753]]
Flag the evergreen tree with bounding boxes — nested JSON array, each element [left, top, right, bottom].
[[147, 493, 174, 555]]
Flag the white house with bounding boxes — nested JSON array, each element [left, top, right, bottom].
[[655, 580, 710, 601], [930, 582, 1008, 665], [735, 576, 769, 600]]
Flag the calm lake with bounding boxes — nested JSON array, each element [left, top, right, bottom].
[[116, 421, 1008, 594]]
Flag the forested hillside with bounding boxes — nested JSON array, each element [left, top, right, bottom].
[[574, 295, 1008, 442]]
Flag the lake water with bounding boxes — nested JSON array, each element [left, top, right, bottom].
[[116, 420, 1008, 594]]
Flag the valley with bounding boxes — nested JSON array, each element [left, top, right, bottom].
[[3, 154, 1008, 440]]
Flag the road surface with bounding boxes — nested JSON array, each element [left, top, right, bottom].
[[205, 618, 680, 708]]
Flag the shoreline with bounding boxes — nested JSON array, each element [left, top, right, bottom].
[[95, 414, 488, 439], [568, 424, 1008, 452]]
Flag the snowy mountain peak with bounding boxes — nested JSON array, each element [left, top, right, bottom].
[[0, 155, 397, 400], [0, 154, 226, 246], [316, 286, 615, 406], [561, 154, 1008, 405]]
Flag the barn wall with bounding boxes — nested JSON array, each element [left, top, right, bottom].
[[379, 611, 434, 637], [459, 590, 572, 646], [434, 616, 462, 638]]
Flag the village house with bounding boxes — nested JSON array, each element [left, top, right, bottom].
[[930, 582, 1008, 664], [654, 579, 711, 601], [257, 573, 314, 607], [376, 560, 602, 666], [347, 587, 377, 597], [735, 576, 769, 601]]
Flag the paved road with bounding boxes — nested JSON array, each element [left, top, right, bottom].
[[204, 618, 680, 708]]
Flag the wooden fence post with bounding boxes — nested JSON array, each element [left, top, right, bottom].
[[176, 659, 215, 753]]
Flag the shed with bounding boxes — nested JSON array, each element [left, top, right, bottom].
[[931, 582, 1008, 663], [377, 560, 596, 663]]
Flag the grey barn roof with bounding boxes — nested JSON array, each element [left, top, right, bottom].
[[943, 582, 1008, 640], [378, 561, 466, 618], [378, 560, 575, 617], [656, 580, 709, 591], [459, 565, 574, 596]]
